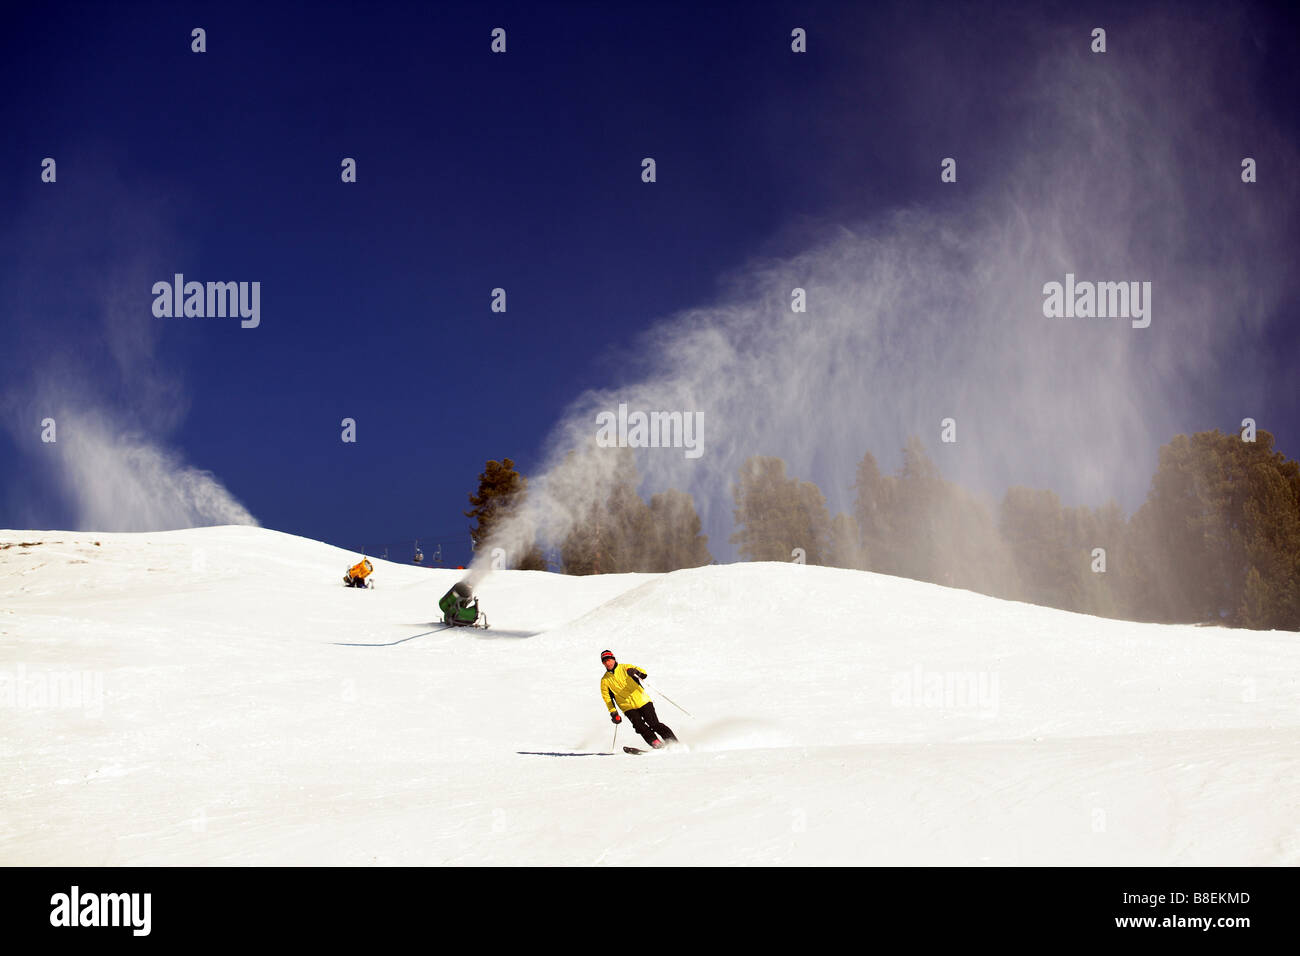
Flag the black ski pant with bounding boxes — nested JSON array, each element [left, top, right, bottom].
[[624, 702, 677, 746]]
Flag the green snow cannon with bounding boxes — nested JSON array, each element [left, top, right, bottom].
[[439, 580, 487, 628]]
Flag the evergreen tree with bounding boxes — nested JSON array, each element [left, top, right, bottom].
[[1130, 432, 1246, 623], [852, 451, 897, 573], [1130, 429, 1300, 628], [464, 458, 547, 570], [560, 447, 654, 574], [939, 484, 1017, 598], [730, 456, 831, 563], [646, 489, 713, 571], [828, 512, 866, 570], [869, 438, 1015, 595], [999, 487, 1077, 609], [1237, 439, 1300, 628], [1073, 499, 1134, 619], [891, 437, 947, 583]]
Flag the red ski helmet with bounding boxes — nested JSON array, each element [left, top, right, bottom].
[[600, 650, 616, 664]]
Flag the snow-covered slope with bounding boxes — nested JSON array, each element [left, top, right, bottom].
[[2, 526, 1296, 865]]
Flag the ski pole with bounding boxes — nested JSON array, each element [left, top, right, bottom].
[[612, 719, 619, 752], [645, 682, 693, 718]]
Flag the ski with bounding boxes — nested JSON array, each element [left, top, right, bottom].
[[623, 746, 652, 755]]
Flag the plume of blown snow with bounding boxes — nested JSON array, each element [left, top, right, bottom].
[[478, 13, 1299, 575], [44, 411, 257, 531], [1, 167, 258, 533]]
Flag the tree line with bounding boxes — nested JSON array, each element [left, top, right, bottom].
[[465, 428, 1300, 630]]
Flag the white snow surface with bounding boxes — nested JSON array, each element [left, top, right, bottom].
[[2, 525, 1296, 865]]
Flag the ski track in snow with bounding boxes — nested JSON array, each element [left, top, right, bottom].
[[2, 525, 1297, 865]]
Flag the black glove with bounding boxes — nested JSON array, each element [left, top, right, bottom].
[[629, 668, 646, 681], [610, 713, 622, 724]]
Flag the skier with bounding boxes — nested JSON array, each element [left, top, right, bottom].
[[601, 649, 678, 749]]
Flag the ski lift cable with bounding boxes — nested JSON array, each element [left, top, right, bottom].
[[355, 529, 469, 559]]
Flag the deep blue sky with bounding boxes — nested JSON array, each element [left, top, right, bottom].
[[3, 1, 1299, 565]]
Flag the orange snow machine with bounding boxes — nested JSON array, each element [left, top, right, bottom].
[[344, 558, 374, 589]]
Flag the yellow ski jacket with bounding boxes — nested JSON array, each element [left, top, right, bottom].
[[601, 662, 651, 714]]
